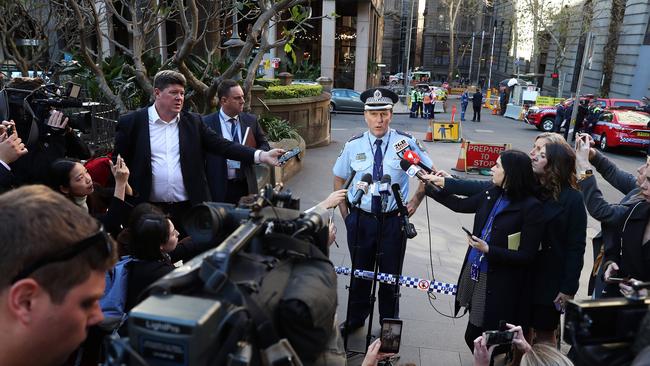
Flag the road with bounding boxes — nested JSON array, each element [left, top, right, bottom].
[[285, 99, 646, 366]]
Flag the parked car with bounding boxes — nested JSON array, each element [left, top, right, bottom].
[[524, 96, 646, 132], [330, 88, 364, 113], [591, 109, 650, 151]]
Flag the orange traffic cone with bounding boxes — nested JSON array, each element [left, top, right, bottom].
[[424, 120, 434, 142], [451, 139, 468, 172]]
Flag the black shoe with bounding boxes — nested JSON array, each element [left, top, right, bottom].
[[339, 321, 364, 337]]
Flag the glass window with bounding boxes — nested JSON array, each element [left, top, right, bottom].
[[613, 101, 641, 107]]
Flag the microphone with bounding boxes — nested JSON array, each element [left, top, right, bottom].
[[393, 139, 409, 157], [379, 174, 392, 212], [400, 159, 440, 192], [350, 173, 373, 206], [391, 183, 417, 239], [342, 168, 356, 190], [403, 149, 434, 174]]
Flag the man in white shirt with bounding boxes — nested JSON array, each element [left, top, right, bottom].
[[113, 70, 283, 226]]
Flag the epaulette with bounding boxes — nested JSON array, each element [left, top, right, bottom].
[[395, 130, 413, 139], [347, 133, 364, 142]]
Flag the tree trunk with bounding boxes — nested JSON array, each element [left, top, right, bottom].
[[600, 0, 626, 97]]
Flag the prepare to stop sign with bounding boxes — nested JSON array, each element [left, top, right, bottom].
[[465, 142, 509, 169]]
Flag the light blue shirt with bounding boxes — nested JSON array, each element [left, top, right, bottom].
[[219, 109, 241, 142], [333, 128, 433, 213]]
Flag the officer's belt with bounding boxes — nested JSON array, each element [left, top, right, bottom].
[[351, 207, 400, 218]]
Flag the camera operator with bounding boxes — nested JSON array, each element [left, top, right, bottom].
[[602, 160, 650, 295], [0, 185, 117, 366], [4, 78, 92, 188], [0, 120, 28, 193]]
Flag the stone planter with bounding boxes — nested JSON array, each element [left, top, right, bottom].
[[269, 135, 306, 183], [251, 93, 331, 148]]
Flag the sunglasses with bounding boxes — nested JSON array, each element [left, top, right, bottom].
[[11, 227, 113, 284]]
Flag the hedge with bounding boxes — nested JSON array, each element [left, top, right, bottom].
[[258, 115, 300, 142], [265, 84, 323, 99]]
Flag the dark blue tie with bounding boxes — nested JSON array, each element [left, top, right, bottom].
[[230, 118, 239, 143], [372, 139, 383, 214]]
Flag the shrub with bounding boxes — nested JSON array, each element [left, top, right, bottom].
[[259, 115, 300, 142], [255, 78, 281, 88], [265, 84, 322, 99]]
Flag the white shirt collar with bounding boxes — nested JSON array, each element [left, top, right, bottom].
[[148, 104, 179, 125], [219, 109, 239, 123]]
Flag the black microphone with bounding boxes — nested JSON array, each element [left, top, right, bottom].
[[343, 168, 356, 190], [379, 174, 392, 212], [350, 173, 373, 206], [400, 159, 440, 192], [391, 183, 417, 239]]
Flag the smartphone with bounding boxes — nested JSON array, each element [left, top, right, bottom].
[[379, 318, 402, 353], [608, 277, 630, 284], [6, 124, 14, 135], [461, 226, 473, 237], [483, 330, 514, 346], [278, 147, 301, 165]]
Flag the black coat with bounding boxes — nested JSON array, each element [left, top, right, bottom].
[[532, 187, 587, 304], [202, 110, 271, 202], [113, 108, 256, 205], [605, 201, 650, 281], [472, 92, 483, 107], [426, 185, 544, 329]]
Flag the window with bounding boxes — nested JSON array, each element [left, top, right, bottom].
[[614, 101, 642, 107]]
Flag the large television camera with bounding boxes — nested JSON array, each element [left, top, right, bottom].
[[0, 81, 94, 144], [107, 185, 339, 366]]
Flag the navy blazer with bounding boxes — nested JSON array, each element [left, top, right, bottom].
[[202, 111, 270, 202], [113, 108, 256, 205]]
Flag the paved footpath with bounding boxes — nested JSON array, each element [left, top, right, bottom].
[[286, 101, 645, 366]]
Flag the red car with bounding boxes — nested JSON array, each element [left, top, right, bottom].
[[524, 97, 645, 132], [591, 109, 650, 151]]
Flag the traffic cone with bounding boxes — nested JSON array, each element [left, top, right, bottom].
[[424, 120, 434, 142], [451, 139, 468, 172]]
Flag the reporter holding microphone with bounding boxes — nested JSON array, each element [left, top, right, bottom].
[[424, 150, 543, 351]]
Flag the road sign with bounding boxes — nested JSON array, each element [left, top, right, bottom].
[[465, 142, 510, 170]]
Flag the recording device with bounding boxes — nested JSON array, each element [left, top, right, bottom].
[[393, 139, 409, 157], [351, 173, 373, 206], [379, 175, 391, 213], [403, 150, 434, 174], [399, 159, 440, 192], [106, 184, 337, 366], [379, 318, 403, 353], [564, 297, 650, 346], [0, 82, 93, 144], [391, 183, 417, 239], [483, 330, 515, 346], [278, 147, 301, 165], [608, 277, 631, 284], [462, 226, 473, 237]]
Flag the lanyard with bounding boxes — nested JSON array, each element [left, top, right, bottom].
[[367, 130, 391, 167], [481, 195, 503, 244]]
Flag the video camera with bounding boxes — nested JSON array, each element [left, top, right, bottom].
[[107, 185, 338, 366], [0, 81, 93, 143]]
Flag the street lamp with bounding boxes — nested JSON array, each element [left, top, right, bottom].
[[224, 6, 246, 79]]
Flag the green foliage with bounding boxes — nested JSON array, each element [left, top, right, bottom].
[[286, 60, 321, 81], [255, 78, 281, 88], [258, 115, 300, 142], [265, 84, 322, 99]]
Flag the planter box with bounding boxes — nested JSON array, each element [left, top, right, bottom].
[[251, 92, 331, 148]]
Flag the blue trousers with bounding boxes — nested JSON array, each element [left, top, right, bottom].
[[344, 210, 404, 326], [461, 103, 468, 121]]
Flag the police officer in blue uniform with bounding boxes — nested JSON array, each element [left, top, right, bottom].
[[333, 88, 434, 335]]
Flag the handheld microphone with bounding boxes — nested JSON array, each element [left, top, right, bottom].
[[400, 159, 440, 192], [393, 139, 409, 158], [391, 183, 417, 239], [350, 173, 373, 206], [342, 168, 356, 190], [403, 149, 434, 174], [379, 174, 392, 212]]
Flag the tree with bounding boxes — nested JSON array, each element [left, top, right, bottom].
[[61, 0, 317, 113]]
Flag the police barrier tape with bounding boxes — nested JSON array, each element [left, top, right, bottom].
[[334, 266, 457, 296]]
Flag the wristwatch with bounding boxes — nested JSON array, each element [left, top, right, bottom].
[[578, 169, 593, 181]]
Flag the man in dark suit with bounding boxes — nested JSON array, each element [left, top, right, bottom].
[[113, 70, 283, 227], [203, 79, 271, 204], [471, 88, 483, 122]]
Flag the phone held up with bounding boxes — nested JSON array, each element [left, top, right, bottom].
[[462, 226, 473, 237], [278, 147, 301, 165], [483, 330, 515, 346], [379, 318, 403, 353]]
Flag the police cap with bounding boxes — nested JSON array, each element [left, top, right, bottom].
[[360, 88, 399, 111]]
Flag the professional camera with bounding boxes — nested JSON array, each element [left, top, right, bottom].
[[106, 185, 338, 366], [0, 80, 93, 142]]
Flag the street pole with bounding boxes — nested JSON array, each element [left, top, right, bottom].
[[476, 30, 485, 87], [487, 24, 496, 90], [568, 32, 594, 140], [468, 32, 475, 84], [403, 0, 416, 96]]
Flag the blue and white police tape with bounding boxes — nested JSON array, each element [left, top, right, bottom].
[[334, 266, 457, 296]]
